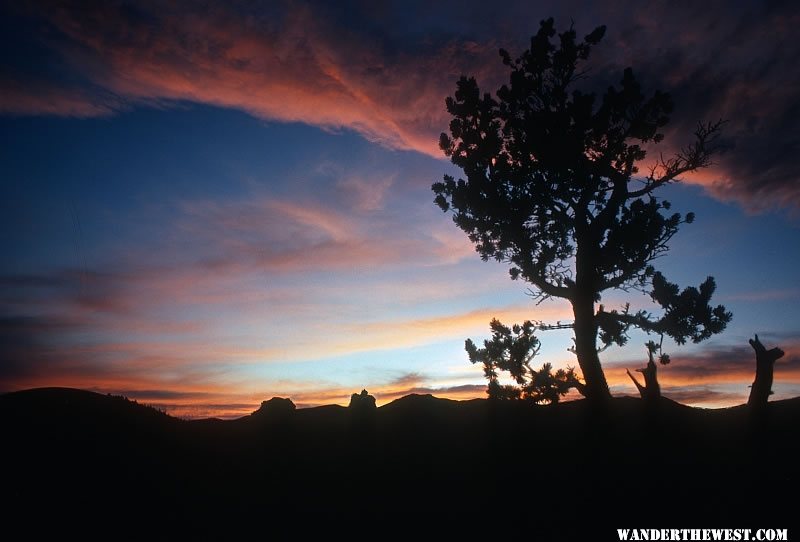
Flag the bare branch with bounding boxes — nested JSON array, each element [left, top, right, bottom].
[[628, 120, 724, 198]]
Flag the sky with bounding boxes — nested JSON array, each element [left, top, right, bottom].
[[1, 0, 799, 418]]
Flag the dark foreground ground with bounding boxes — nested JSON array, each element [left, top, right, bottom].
[[1, 388, 798, 539]]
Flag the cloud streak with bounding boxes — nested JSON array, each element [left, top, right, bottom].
[[177, 194, 477, 275], [6, 0, 496, 156], [6, 314, 798, 417], [3, 1, 799, 210]]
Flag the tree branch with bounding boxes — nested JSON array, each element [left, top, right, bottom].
[[528, 274, 572, 300], [628, 121, 723, 198]]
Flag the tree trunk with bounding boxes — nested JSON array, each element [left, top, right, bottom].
[[572, 292, 611, 401]]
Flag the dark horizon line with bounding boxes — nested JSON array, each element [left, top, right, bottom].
[[4, 385, 795, 422]]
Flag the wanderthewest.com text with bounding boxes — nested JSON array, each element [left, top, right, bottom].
[[617, 529, 788, 541]]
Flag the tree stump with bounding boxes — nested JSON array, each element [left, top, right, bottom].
[[747, 334, 784, 408], [627, 357, 661, 402]]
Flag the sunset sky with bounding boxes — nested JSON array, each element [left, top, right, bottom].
[[2, 0, 799, 417]]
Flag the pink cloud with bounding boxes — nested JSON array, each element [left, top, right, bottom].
[[25, 2, 500, 158], [176, 194, 478, 275], [5, 1, 799, 211], [336, 174, 396, 212]]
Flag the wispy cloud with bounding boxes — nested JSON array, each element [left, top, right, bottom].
[[176, 193, 479, 275], [721, 289, 800, 303], [0, 78, 119, 117], [336, 174, 396, 212], [332, 304, 572, 354], [4, 1, 497, 157], [4, 1, 799, 210]]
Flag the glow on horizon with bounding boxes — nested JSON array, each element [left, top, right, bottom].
[[2, 2, 799, 418]]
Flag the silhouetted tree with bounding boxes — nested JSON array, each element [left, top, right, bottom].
[[465, 319, 583, 403], [748, 335, 784, 408], [433, 18, 732, 400]]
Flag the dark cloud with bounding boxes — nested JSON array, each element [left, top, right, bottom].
[[667, 341, 800, 383], [387, 371, 425, 387], [603, 1, 800, 212], [606, 336, 800, 390], [109, 389, 216, 401], [0, 273, 70, 289], [0, 269, 139, 315], [0, 312, 82, 383]]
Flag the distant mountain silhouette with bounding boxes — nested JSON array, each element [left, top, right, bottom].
[[379, 392, 457, 411], [2, 388, 798, 538]]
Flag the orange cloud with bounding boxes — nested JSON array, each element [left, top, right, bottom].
[[328, 303, 573, 355]]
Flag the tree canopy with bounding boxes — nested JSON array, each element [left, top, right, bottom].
[[433, 18, 732, 400]]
